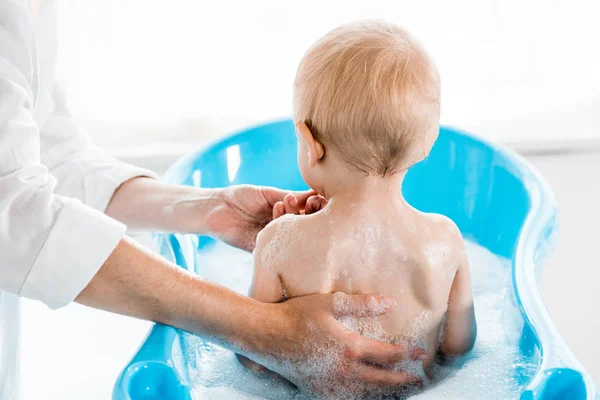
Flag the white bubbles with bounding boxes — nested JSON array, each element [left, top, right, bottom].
[[424, 242, 460, 281], [421, 223, 432, 237], [289, 317, 424, 399], [332, 292, 353, 316], [163, 205, 174, 214], [400, 214, 417, 234], [441, 222, 460, 241], [405, 310, 433, 349], [424, 242, 451, 270], [413, 292, 536, 400], [345, 278, 353, 292], [388, 234, 409, 263], [355, 223, 382, 268], [332, 292, 389, 317], [193, 387, 264, 400], [338, 310, 433, 386], [174, 333, 297, 400], [260, 215, 299, 276]]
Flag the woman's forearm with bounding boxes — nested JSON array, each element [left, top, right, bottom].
[[105, 177, 220, 233], [105, 177, 324, 252], [75, 236, 269, 352]]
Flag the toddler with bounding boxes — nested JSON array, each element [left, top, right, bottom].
[[239, 20, 476, 398]]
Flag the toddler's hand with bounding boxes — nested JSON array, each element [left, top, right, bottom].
[[206, 186, 327, 251], [273, 192, 328, 219]]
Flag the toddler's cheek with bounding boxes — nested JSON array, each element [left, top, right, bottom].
[[297, 154, 313, 185]]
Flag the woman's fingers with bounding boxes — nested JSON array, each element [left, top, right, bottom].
[[411, 348, 427, 361], [292, 190, 327, 215], [332, 292, 428, 364], [354, 363, 423, 387], [332, 293, 396, 318], [272, 201, 285, 219], [283, 193, 300, 214], [272, 191, 327, 219], [260, 187, 328, 220], [348, 333, 406, 365], [293, 190, 318, 207], [272, 195, 298, 219], [350, 334, 426, 364]]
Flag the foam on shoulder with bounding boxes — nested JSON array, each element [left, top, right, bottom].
[[424, 241, 460, 281], [259, 214, 299, 276]]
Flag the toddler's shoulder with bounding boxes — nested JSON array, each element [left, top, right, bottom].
[[255, 214, 303, 261], [420, 213, 467, 278], [421, 213, 464, 245], [257, 212, 298, 239]]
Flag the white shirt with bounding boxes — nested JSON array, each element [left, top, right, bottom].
[[0, 1, 157, 397]]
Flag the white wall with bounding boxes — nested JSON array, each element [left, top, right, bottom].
[[57, 1, 600, 150]]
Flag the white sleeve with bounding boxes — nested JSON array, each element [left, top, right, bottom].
[[0, 1, 131, 309], [39, 82, 159, 212]]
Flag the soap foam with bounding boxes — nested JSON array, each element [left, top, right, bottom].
[[424, 242, 460, 281], [176, 241, 536, 400], [399, 214, 417, 234], [332, 292, 390, 317], [260, 215, 299, 276], [336, 308, 433, 387], [404, 310, 433, 350], [420, 223, 432, 237], [355, 223, 382, 268]]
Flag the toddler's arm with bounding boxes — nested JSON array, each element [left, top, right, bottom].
[[236, 222, 287, 373], [439, 239, 477, 360], [247, 221, 288, 303]]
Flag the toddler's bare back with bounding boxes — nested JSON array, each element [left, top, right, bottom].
[[255, 197, 467, 372]]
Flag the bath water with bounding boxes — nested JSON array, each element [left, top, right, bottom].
[[171, 240, 536, 399]]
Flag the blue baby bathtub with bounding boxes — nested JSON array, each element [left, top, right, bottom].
[[113, 120, 598, 400]]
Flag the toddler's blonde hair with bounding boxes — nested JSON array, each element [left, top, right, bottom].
[[293, 20, 440, 176]]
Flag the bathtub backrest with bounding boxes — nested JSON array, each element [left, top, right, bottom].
[[405, 127, 532, 258]]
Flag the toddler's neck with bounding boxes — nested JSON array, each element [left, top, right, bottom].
[[322, 172, 408, 212]]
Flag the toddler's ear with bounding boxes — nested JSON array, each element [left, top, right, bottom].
[[295, 121, 325, 167]]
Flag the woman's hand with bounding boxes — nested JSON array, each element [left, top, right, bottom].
[[107, 178, 325, 251], [206, 185, 326, 251], [244, 292, 425, 396]]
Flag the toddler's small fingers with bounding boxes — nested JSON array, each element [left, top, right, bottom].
[[272, 202, 285, 219], [305, 196, 322, 215], [293, 190, 318, 207]]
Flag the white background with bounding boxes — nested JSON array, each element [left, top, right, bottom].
[[56, 0, 600, 151]]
